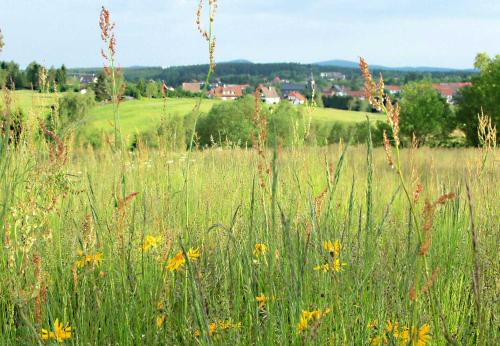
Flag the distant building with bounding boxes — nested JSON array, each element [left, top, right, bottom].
[[288, 91, 306, 105], [432, 82, 471, 103], [346, 90, 366, 100], [332, 85, 350, 97], [320, 72, 346, 81], [322, 88, 335, 97], [182, 82, 202, 93], [208, 85, 245, 101], [385, 85, 402, 95], [79, 74, 97, 86], [272, 76, 282, 85], [281, 83, 306, 97], [260, 85, 280, 104]]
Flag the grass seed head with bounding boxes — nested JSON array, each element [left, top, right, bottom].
[[0, 29, 4, 53]]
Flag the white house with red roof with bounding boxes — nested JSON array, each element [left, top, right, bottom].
[[209, 85, 245, 101], [432, 82, 472, 103], [260, 86, 281, 105], [385, 85, 402, 95], [288, 91, 306, 105]]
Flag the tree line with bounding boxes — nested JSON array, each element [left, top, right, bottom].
[[0, 61, 67, 90]]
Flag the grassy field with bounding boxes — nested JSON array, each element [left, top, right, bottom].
[[310, 106, 385, 124], [0, 118, 498, 344], [7, 90, 377, 138]]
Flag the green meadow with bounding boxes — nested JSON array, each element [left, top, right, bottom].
[[0, 95, 498, 344], [0, 4, 497, 343], [11, 90, 376, 139]]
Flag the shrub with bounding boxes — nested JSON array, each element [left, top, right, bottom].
[[157, 114, 186, 151], [0, 106, 25, 145], [399, 81, 454, 145], [196, 96, 256, 147], [267, 102, 304, 147], [48, 91, 95, 133]]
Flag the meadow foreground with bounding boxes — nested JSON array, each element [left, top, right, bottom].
[[0, 140, 498, 345]]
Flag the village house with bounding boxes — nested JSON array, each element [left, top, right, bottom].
[[208, 85, 245, 101], [385, 85, 402, 95], [332, 85, 350, 97], [79, 74, 98, 86], [78, 74, 98, 94], [322, 88, 335, 97], [432, 82, 471, 104], [260, 85, 281, 104], [320, 71, 346, 81], [288, 91, 306, 105], [182, 81, 202, 93], [346, 90, 366, 100], [281, 83, 307, 97]]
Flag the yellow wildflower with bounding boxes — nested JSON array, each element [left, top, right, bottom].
[[41, 319, 72, 342], [253, 243, 267, 257], [142, 235, 162, 252], [166, 250, 185, 272], [156, 315, 166, 329], [219, 320, 231, 330], [297, 308, 331, 334], [323, 240, 341, 257], [40, 329, 55, 340], [332, 258, 347, 272], [256, 294, 268, 309], [208, 322, 218, 336], [314, 260, 346, 273], [385, 320, 399, 334], [398, 327, 410, 345], [314, 263, 330, 272], [414, 324, 431, 346], [193, 329, 201, 337], [187, 247, 201, 261], [92, 253, 103, 266], [369, 334, 387, 346], [75, 252, 103, 269], [296, 317, 308, 333]]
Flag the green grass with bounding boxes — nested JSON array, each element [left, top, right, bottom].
[[0, 120, 497, 344], [9, 89, 58, 113], [86, 97, 218, 137], [309, 106, 385, 123], [7, 90, 374, 138]]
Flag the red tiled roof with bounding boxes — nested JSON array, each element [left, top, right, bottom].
[[182, 82, 201, 93], [209, 85, 244, 98], [288, 91, 306, 101], [346, 90, 365, 98], [261, 85, 279, 99], [385, 85, 401, 91], [432, 82, 471, 97]]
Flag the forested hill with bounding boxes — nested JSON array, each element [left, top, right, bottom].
[[68, 62, 475, 87]]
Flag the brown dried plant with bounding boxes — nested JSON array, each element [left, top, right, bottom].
[[360, 57, 458, 343], [114, 192, 139, 256], [196, 0, 218, 71], [99, 6, 125, 148], [252, 85, 271, 191], [382, 130, 394, 168], [39, 121, 67, 164], [0, 28, 4, 53]]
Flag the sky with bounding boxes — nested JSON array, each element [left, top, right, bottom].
[[0, 0, 499, 69]]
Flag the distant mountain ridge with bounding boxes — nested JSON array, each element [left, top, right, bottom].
[[314, 59, 476, 72]]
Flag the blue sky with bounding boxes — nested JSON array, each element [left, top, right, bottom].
[[0, 0, 499, 69]]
